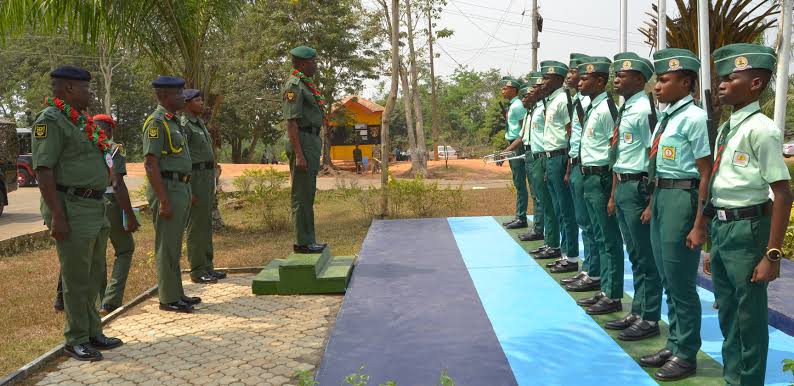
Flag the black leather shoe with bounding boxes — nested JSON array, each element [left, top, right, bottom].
[[586, 297, 622, 315], [64, 344, 103, 361], [565, 276, 601, 292], [209, 270, 227, 280], [191, 274, 217, 284], [529, 245, 550, 254], [89, 335, 123, 350], [619, 319, 660, 341], [576, 291, 606, 307], [518, 231, 544, 241], [561, 272, 587, 285], [654, 356, 696, 381], [293, 244, 326, 254], [550, 260, 578, 273], [99, 304, 118, 316], [604, 313, 640, 330], [533, 248, 561, 259], [502, 218, 519, 226], [545, 258, 564, 268], [181, 295, 201, 305], [639, 348, 673, 367], [505, 220, 528, 229], [159, 301, 194, 313]]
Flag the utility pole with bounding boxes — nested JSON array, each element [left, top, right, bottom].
[[774, 0, 792, 133], [428, 6, 440, 161], [696, 0, 711, 106], [619, 0, 627, 52], [530, 0, 539, 71], [657, 0, 667, 50]]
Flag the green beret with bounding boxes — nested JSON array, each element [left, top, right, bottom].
[[612, 52, 654, 80], [713, 43, 776, 77], [569, 53, 588, 69], [540, 60, 568, 77], [500, 76, 522, 89], [528, 71, 543, 86], [577, 56, 612, 75], [653, 48, 700, 75], [518, 86, 530, 97], [290, 45, 317, 59]]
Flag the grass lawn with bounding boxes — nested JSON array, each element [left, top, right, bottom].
[[0, 188, 516, 378]]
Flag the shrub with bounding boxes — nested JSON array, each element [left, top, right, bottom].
[[232, 168, 291, 231]]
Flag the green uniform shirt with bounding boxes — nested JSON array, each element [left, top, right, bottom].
[[580, 92, 614, 167], [111, 145, 127, 176], [529, 100, 547, 152], [568, 92, 591, 159], [519, 108, 532, 146], [652, 95, 711, 179], [543, 87, 571, 151], [613, 91, 653, 174], [711, 101, 791, 208], [505, 96, 527, 141], [32, 106, 109, 190], [282, 75, 324, 129], [142, 105, 192, 174], [181, 113, 215, 164]]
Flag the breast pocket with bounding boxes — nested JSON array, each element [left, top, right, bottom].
[[659, 133, 683, 164], [167, 126, 184, 150]]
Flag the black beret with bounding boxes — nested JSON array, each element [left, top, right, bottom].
[[183, 89, 202, 100], [151, 76, 185, 88], [50, 65, 91, 81]]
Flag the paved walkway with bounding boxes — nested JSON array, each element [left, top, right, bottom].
[[31, 275, 342, 386]]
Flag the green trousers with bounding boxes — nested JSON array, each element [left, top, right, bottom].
[[710, 215, 771, 386], [186, 168, 215, 279], [100, 194, 136, 308], [651, 187, 702, 362], [546, 154, 579, 257], [614, 180, 661, 321], [147, 178, 191, 304], [287, 130, 322, 246], [583, 172, 624, 299], [531, 155, 559, 247], [525, 152, 543, 235], [569, 166, 599, 276], [508, 143, 528, 222], [44, 193, 108, 345]]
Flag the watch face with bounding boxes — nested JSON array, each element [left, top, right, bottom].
[[768, 249, 782, 261]]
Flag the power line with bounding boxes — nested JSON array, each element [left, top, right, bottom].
[[464, 0, 515, 65]]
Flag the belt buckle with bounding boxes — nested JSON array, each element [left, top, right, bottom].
[[81, 189, 94, 198], [717, 209, 728, 221], [545, 151, 552, 158], [617, 174, 624, 182]]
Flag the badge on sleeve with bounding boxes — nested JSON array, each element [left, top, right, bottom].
[[147, 125, 159, 139], [286, 90, 296, 102], [662, 146, 676, 160], [34, 124, 47, 139], [732, 151, 749, 167]]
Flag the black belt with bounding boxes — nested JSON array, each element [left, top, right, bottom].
[[299, 126, 321, 136], [657, 178, 699, 190], [544, 149, 567, 158], [581, 165, 610, 175], [534, 152, 547, 158], [56, 185, 104, 200], [161, 171, 191, 183], [616, 172, 647, 183], [192, 161, 215, 170], [704, 201, 771, 221], [569, 157, 580, 166]]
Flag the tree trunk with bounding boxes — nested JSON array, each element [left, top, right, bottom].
[[380, 0, 400, 217], [427, 6, 440, 162], [404, 0, 428, 177], [399, 64, 418, 165], [231, 138, 242, 164], [321, 123, 334, 172], [245, 129, 261, 163]]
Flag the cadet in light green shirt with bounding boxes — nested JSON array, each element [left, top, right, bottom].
[[707, 43, 793, 386], [516, 75, 544, 241], [500, 77, 529, 229]]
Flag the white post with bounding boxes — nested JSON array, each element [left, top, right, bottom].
[[774, 0, 792, 133], [657, 0, 667, 50], [697, 0, 711, 104], [531, 0, 539, 71], [620, 0, 628, 52]]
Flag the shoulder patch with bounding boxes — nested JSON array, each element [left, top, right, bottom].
[[34, 124, 47, 139], [286, 90, 296, 102], [147, 125, 160, 139]]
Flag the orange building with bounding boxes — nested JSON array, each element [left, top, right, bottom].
[[328, 96, 383, 161]]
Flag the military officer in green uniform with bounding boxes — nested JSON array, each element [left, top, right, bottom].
[[516, 73, 545, 242], [283, 45, 327, 254], [182, 89, 226, 283], [708, 43, 793, 386], [534, 61, 579, 265], [603, 52, 663, 340], [638, 49, 712, 382], [34, 66, 123, 361], [500, 77, 529, 230], [143, 76, 201, 313]]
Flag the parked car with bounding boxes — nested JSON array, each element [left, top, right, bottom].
[[16, 127, 35, 186], [784, 141, 794, 158], [0, 118, 20, 216], [437, 145, 458, 160]]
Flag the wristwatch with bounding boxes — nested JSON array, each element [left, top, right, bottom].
[[766, 248, 783, 262]]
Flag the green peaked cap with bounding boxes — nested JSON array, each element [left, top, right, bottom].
[[518, 86, 530, 97], [612, 52, 654, 80], [577, 56, 612, 75], [713, 43, 776, 77], [653, 48, 700, 74], [500, 76, 523, 89], [290, 45, 317, 59], [540, 60, 568, 77], [528, 71, 543, 86], [569, 53, 588, 69]]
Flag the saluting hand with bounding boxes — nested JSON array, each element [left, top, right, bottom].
[[751, 258, 780, 283], [159, 200, 173, 219], [50, 215, 69, 241]]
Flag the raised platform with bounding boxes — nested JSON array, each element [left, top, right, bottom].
[[251, 248, 354, 295]]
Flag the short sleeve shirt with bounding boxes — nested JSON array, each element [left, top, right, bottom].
[[711, 101, 791, 207], [580, 92, 615, 166], [568, 92, 591, 158], [142, 105, 192, 174], [112, 145, 127, 176], [652, 95, 711, 179], [32, 106, 109, 190], [505, 96, 527, 141], [282, 75, 324, 129], [529, 100, 547, 152], [543, 87, 571, 151], [181, 113, 215, 164], [613, 91, 653, 174]]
